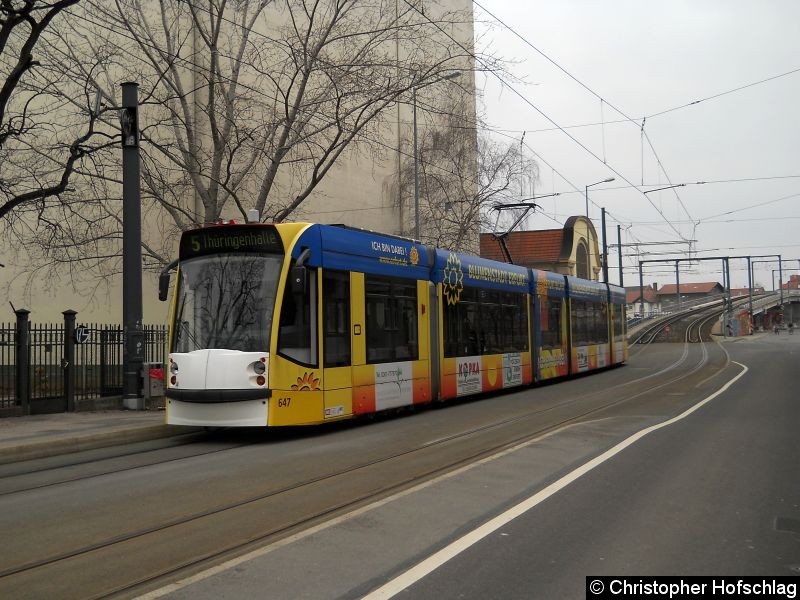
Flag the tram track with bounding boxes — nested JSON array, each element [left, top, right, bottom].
[[0, 338, 735, 599], [1, 298, 731, 500], [0, 321, 716, 500], [0, 436, 261, 498], [630, 293, 763, 350]]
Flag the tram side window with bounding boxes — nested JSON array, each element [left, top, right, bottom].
[[614, 304, 625, 340], [572, 299, 609, 346], [508, 292, 529, 352], [570, 300, 580, 346], [572, 300, 588, 346], [323, 271, 350, 367], [481, 290, 501, 353], [598, 303, 610, 344], [541, 297, 563, 349], [586, 302, 597, 344], [443, 288, 528, 357], [278, 264, 318, 366], [365, 276, 418, 363]]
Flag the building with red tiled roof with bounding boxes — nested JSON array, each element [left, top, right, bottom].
[[479, 216, 602, 280], [730, 287, 765, 297], [656, 281, 724, 309], [656, 282, 724, 296], [625, 284, 662, 317], [781, 275, 800, 290]]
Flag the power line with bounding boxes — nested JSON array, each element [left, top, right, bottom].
[[645, 66, 800, 119], [70, 2, 501, 213], [472, 0, 694, 226], [698, 192, 800, 222]]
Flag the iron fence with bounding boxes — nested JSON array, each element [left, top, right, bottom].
[[0, 317, 167, 413], [0, 323, 16, 410]]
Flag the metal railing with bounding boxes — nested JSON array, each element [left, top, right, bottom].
[[0, 312, 167, 415]]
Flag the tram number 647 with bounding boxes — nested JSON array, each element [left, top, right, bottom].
[[277, 397, 291, 408]]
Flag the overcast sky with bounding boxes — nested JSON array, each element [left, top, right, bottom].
[[474, 0, 800, 289]]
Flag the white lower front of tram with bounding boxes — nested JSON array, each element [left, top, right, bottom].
[[166, 349, 270, 427]]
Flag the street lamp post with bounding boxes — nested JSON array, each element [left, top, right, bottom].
[[584, 177, 614, 218], [413, 71, 461, 240], [412, 86, 419, 239], [120, 82, 144, 410]]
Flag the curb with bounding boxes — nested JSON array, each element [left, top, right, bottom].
[[0, 425, 200, 466]]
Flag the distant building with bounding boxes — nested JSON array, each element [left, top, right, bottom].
[[625, 284, 661, 317], [479, 216, 603, 281], [781, 275, 800, 290], [730, 287, 765, 297], [657, 282, 725, 308]]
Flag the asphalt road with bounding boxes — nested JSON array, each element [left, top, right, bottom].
[[375, 332, 800, 599], [1, 333, 795, 599]]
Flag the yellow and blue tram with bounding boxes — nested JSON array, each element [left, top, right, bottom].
[[161, 222, 626, 426]]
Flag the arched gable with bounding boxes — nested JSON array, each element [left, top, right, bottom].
[[478, 215, 604, 280], [562, 216, 602, 280]]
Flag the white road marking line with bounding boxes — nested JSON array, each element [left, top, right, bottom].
[[135, 420, 575, 599], [363, 361, 748, 599], [138, 362, 746, 600]]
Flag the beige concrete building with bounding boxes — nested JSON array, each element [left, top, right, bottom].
[[0, 0, 478, 324]]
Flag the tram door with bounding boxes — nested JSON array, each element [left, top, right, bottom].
[[321, 270, 353, 420]]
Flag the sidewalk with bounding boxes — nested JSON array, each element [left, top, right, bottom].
[[0, 410, 194, 465]]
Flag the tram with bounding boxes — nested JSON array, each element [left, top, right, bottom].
[[160, 222, 627, 426]]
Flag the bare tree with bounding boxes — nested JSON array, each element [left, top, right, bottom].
[[396, 92, 538, 253], [0, 0, 119, 224], [15, 0, 483, 273]]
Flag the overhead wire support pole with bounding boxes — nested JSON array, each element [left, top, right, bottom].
[[639, 262, 644, 318], [723, 257, 730, 336], [747, 256, 752, 331], [637, 255, 779, 334], [749, 256, 784, 311], [617, 225, 623, 287], [640, 254, 756, 317], [601, 208, 608, 283]]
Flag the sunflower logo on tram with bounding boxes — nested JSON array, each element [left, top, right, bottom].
[[291, 372, 320, 391], [409, 246, 420, 266], [442, 252, 464, 306]]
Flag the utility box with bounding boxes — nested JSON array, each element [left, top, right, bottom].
[[143, 362, 165, 407]]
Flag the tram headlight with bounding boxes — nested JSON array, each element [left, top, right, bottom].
[[253, 361, 266, 375]]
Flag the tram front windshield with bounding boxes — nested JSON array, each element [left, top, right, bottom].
[[172, 253, 283, 353]]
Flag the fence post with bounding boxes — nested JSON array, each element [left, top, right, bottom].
[[63, 310, 76, 412], [100, 328, 107, 397], [15, 309, 30, 414]]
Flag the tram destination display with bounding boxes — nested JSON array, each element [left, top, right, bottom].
[[180, 225, 283, 259]]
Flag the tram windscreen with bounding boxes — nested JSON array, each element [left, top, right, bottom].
[[172, 253, 283, 352]]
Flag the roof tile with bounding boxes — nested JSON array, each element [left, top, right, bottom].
[[479, 230, 564, 264], [656, 282, 722, 295]]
